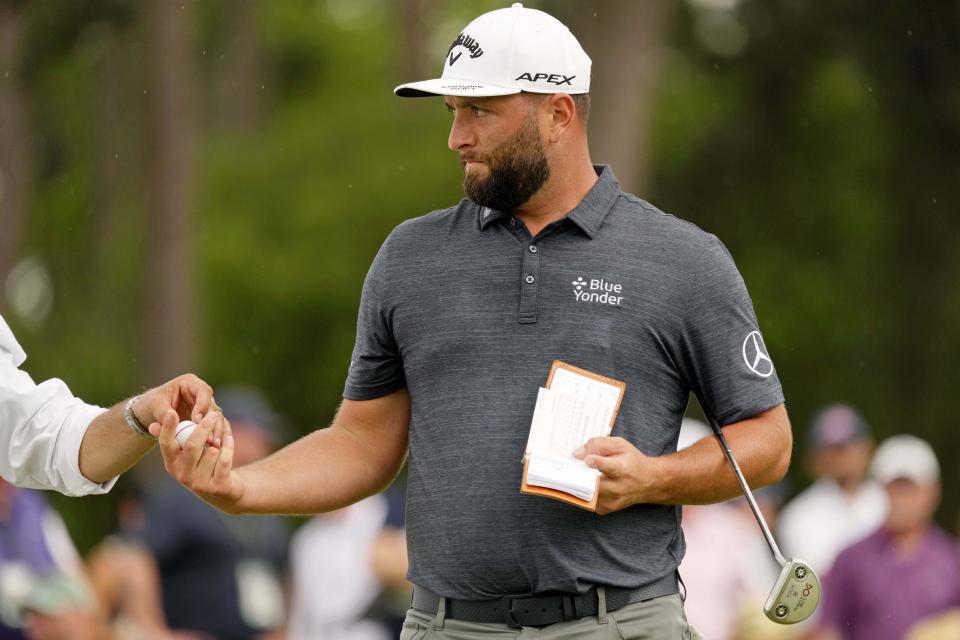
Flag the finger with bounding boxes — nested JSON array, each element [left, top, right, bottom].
[[188, 411, 218, 451], [201, 410, 225, 449], [174, 379, 193, 418], [194, 439, 221, 482], [595, 480, 629, 516], [170, 374, 197, 419], [179, 411, 217, 475], [575, 436, 627, 459], [158, 409, 179, 448], [187, 377, 214, 422], [214, 432, 235, 483], [157, 410, 180, 460], [584, 454, 622, 479], [209, 411, 225, 448], [164, 374, 200, 419], [148, 404, 173, 439]]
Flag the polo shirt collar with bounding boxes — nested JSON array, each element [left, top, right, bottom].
[[566, 165, 621, 238], [478, 206, 508, 230], [477, 165, 621, 238]]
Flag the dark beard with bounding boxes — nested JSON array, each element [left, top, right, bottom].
[[463, 116, 550, 213]]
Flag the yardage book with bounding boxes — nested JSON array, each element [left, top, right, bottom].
[[520, 361, 626, 511]]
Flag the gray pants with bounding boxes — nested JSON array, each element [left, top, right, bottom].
[[399, 593, 702, 639]]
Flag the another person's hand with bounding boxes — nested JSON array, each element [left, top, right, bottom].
[[574, 437, 659, 515], [157, 410, 245, 514], [133, 374, 218, 442]]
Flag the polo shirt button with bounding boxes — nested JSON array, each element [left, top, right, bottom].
[[528, 245, 538, 253], [525, 275, 536, 284]]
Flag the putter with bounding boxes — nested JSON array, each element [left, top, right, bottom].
[[705, 415, 820, 624]]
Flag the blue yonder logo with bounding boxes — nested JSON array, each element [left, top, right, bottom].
[[572, 276, 623, 307]]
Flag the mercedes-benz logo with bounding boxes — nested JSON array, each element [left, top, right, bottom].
[[742, 331, 774, 378]]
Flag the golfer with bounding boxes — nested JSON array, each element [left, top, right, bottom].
[[1, 313, 221, 496], [160, 4, 792, 638]]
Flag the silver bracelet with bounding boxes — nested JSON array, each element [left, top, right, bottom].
[[123, 395, 156, 439]]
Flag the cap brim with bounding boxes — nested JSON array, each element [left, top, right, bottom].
[[394, 77, 521, 98], [875, 467, 936, 485]]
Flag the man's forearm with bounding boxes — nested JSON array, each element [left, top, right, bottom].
[[78, 401, 155, 483], [157, 390, 410, 516], [231, 422, 407, 515], [649, 404, 792, 505]]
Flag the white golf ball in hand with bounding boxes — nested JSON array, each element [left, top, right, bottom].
[[175, 420, 197, 449]]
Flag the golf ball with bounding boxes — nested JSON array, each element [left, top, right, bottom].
[[175, 420, 197, 449]]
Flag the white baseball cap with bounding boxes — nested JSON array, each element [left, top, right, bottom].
[[394, 3, 591, 98], [870, 434, 940, 485]]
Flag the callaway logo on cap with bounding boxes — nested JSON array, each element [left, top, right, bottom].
[[394, 3, 591, 97]]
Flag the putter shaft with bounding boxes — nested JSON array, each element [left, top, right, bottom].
[[705, 415, 787, 567]]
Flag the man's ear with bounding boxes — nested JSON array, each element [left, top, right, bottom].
[[543, 93, 577, 144]]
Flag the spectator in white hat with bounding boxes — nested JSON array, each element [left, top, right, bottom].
[[814, 435, 960, 640]]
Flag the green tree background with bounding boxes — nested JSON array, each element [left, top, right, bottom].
[[1, 0, 957, 550]]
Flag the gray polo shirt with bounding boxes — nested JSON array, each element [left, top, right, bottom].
[[344, 165, 784, 600]]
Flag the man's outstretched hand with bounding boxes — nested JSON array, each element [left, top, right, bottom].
[[156, 409, 246, 514]]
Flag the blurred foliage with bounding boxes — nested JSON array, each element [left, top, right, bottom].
[[649, 1, 959, 475], [2, 0, 959, 550]]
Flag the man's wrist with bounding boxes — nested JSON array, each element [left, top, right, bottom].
[[131, 391, 155, 426], [123, 395, 156, 439], [639, 455, 670, 505]]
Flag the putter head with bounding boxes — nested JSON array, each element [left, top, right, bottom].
[[763, 558, 820, 624]]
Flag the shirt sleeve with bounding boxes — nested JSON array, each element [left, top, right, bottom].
[[342, 236, 407, 400], [0, 315, 116, 496], [676, 236, 785, 425]]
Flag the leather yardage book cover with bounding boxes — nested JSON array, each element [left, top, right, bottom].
[[520, 360, 626, 511]]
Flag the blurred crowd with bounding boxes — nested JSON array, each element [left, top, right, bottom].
[[679, 405, 960, 640], [2, 400, 959, 640], [0, 386, 411, 640]]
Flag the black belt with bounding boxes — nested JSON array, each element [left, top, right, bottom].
[[411, 573, 678, 629]]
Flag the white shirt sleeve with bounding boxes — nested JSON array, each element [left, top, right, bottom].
[[0, 314, 117, 496]]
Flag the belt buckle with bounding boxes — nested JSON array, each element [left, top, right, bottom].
[[501, 594, 526, 629], [500, 592, 584, 629]]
